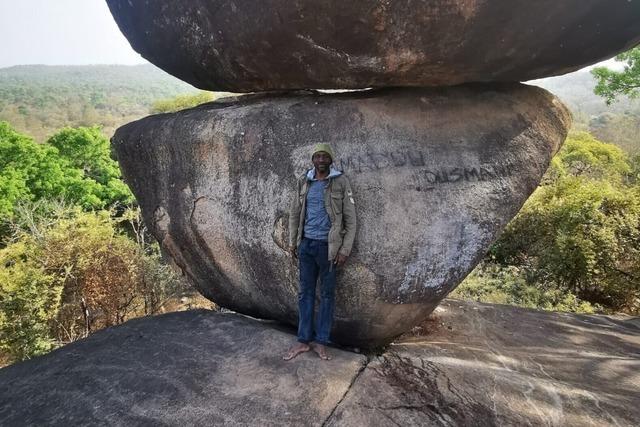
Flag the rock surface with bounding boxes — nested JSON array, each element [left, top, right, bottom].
[[106, 0, 640, 91], [329, 300, 640, 426], [0, 310, 367, 426], [1, 301, 638, 426], [111, 84, 571, 347]]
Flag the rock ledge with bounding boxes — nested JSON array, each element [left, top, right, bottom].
[[1, 300, 638, 426]]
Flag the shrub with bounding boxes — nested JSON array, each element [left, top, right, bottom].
[[0, 239, 63, 361], [489, 132, 640, 314], [0, 203, 186, 364], [451, 263, 598, 314], [150, 91, 217, 114]]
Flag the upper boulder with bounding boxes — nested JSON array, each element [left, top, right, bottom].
[[106, 0, 640, 92]]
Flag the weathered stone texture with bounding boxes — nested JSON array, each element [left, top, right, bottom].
[[326, 300, 640, 426], [106, 0, 640, 91], [1, 301, 638, 426], [0, 311, 366, 426], [111, 84, 570, 347]]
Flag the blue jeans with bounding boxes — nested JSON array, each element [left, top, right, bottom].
[[297, 237, 337, 345]]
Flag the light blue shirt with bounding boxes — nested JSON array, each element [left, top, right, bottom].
[[303, 166, 342, 241]]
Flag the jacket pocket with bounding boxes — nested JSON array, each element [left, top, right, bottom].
[[330, 192, 343, 214]]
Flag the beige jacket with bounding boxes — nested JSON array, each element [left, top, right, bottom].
[[289, 171, 357, 261]]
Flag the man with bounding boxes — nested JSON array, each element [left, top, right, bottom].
[[283, 143, 356, 361]]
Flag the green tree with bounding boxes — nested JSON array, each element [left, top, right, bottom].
[[551, 132, 631, 182], [1, 202, 188, 364], [490, 132, 640, 313], [451, 264, 597, 314], [0, 122, 133, 229], [0, 122, 69, 219], [592, 47, 640, 105], [0, 237, 64, 361], [47, 126, 133, 208], [150, 91, 217, 114]]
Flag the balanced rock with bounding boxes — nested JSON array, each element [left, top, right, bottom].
[[106, 0, 640, 92], [112, 84, 571, 347]]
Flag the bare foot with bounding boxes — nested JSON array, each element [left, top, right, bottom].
[[283, 342, 310, 361], [311, 342, 332, 361]]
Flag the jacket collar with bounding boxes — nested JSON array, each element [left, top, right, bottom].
[[306, 165, 342, 181]]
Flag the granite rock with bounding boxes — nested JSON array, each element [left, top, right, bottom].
[[106, 0, 640, 91], [327, 300, 640, 426], [0, 311, 366, 426], [111, 84, 570, 347], [1, 301, 638, 426]]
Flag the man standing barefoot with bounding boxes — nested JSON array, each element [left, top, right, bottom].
[[283, 144, 357, 361]]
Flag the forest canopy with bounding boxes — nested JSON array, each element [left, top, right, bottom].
[[0, 65, 197, 142], [0, 122, 133, 224], [592, 47, 640, 105]]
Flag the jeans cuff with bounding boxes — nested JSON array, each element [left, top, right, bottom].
[[297, 338, 310, 344]]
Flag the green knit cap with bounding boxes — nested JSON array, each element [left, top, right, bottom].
[[311, 143, 335, 161]]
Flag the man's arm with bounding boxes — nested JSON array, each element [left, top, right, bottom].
[[288, 176, 302, 257], [338, 176, 357, 258]]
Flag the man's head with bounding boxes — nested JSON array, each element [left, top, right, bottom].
[[311, 143, 334, 174]]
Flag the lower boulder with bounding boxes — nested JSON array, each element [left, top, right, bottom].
[[112, 84, 571, 347], [0, 311, 366, 426], [1, 301, 637, 425], [328, 300, 640, 426]]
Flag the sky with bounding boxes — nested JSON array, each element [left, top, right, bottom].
[[0, 0, 624, 70], [0, 0, 145, 68]]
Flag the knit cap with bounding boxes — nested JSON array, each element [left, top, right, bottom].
[[311, 143, 335, 161]]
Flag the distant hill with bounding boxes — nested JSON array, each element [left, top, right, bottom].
[[532, 71, 638, 117], [532, 71, 640, 153], [1, 65, 638, 153], [0, 64, 197, 142]]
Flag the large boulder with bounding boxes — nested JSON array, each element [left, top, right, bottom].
[[106, 0, 640, 92], [111, 84, 571, 347]]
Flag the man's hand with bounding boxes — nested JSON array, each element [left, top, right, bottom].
[[334, 253, 348, 268], [289, 247, 298, 260]]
